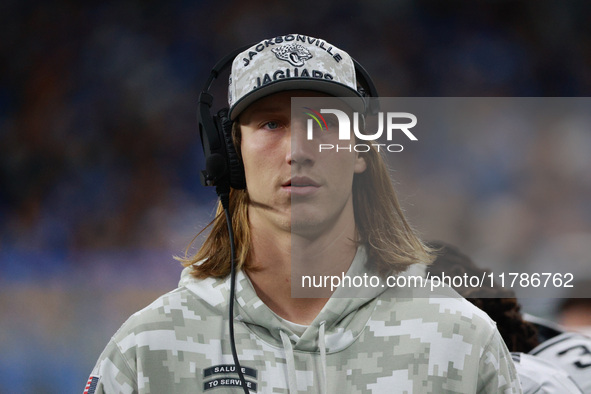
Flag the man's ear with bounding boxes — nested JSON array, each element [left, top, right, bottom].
[[354, 153, 367, 174]]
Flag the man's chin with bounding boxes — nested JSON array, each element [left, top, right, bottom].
[[289, 217, 326, 238]]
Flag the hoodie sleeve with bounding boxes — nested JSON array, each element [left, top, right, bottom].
[[477, 330, 523, 393], [84, 339, 138, 394]]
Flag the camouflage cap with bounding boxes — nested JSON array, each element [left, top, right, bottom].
[[228, 34, 365, 120]]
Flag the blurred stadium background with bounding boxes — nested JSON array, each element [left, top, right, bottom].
[[1, 0, 590, 392]]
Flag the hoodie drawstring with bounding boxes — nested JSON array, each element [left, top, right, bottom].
[[318, 321, 327, 394], [280, 322, 328, 394], [280, 330, 298, 393]]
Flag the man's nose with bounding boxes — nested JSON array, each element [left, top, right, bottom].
[[287, 118, 316, 166]]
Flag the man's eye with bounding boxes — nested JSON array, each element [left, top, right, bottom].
[[326, 118, 338, 129], [263, 121, 281, 130]]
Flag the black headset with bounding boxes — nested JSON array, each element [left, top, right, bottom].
[[197, 43, 379, 197]]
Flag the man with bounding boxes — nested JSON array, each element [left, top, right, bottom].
[[86, 34, 521, 393]]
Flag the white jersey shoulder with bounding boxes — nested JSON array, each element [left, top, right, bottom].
[[529, 331, 591, 393], [511, 352, 582, 393]]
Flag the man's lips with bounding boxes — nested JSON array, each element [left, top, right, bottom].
[[282, 176, 320, 187], [282, 176, 320, 196]]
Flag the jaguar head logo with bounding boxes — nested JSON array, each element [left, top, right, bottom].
[[272, 44, 313, 67]]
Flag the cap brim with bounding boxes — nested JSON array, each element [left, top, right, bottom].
[[229, 79, 365, 120]]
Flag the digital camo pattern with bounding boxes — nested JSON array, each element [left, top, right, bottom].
[[89, 251, 521, 393]]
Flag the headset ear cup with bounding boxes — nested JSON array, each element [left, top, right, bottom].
[[217, 109, 246, 190]]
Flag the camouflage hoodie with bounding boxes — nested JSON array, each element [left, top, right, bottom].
[[87, 247, 522, 393]]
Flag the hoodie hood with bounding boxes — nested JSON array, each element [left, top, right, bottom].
[[179, 246, 385, 394], [178, 246, 435, 393], [178, 246, 382, 353]]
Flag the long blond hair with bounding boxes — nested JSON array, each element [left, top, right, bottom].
[[178, 123, 433, 278]]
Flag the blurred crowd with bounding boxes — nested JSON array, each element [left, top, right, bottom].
[[1, 0, 590, 392]]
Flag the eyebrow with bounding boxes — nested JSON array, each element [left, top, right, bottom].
[[251, 106, 284, 114], [240, 106, 286, 124]]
